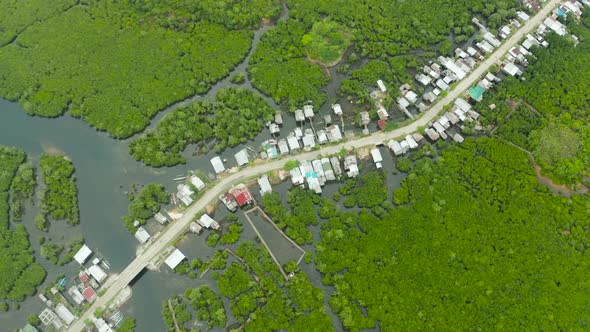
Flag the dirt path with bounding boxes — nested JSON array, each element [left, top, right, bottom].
[[532, 161, 589, 197]]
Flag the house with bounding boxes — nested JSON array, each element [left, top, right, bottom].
[[413, 132, 424, 143], [287, 136, 301, 151], [455, 48, 468, 58], [469, 85, 485, 102], [202, 214, 220, 230], [517, 11, 530, 21], [231, 187, 253, 207], [40, 308, 62, 329], [388, 140, 403, 156], [435, 79, 450, 91], [502, 62, 521, 76], [93, 318, 114, 332], [294, 109, 305, 122], [398, 97, 410, 109], [302, 129, 316, 150], [55, 304, 76, 326], [303, 105, 314, 119], [377, 107, 389, 120], [332, 103, 343, 116], [499, 25, 512, 39], [312, 160, 327, 186], [210, 156, 225, 174], [423, 92, 437, 103], [235, 149, 249, 166], [454, 98, 472, 113], [79, 272, 89, 283], [164, 248, 186, 270], [330, 157, 343, 177], [377, 119, 387, 131], [176, 184, 194, 206], [360, 111, 371, 125], [294, 127, 303, 139], [82, 286, 97, 303], [482, 31, 501, 47], [189, 222, 202, 234], [438, 115, 450, 129], [400, 140, 409, 154], [155, 212, 169, 224], [416, 73, 432, 86], [446, 112, 460, 125], [321, 158, 336, 181], [258, 176, 272, 196], [67, 286, 85, 305], [73, 245, 92, 265], [290, 167, 305, 186], [485, 72, 499, 82], [439, 56, 467, 80], [452, 133, 465, 144], [219, 193, 238, 212], [300, 163, 322, 194], [543, 17, 566, 36], [476, 41, 494, 53], [324, 114, 332, 125], [269, 123, 280, 135], [327, 125, 343, 142], [189, 175, 205, 191], [134, 227, 151, 244], [343, 154, 359, 178], [267, 146, 278, 159], [88, 265, 107, 283], [21, 324, 38, 332], [405, 135, 419, 149], [404, 90, 418, 104], [426, 128, 442, 141], [370, 149, 383, 169], [278, 139, 289, 155], [377, 79, 387, 92], [433, 122, 446, 136], [317, 130, 329, 144], [466, 46, 478, 56]]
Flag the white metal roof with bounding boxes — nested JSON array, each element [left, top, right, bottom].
[[55, 303, 76, 325], [370, 149, 383, 163], [198, 214, 219, 229], [134, 227, 151, 244], [377, 79, 387, 92], [210, 156, 225, 174], [258, 176, 272, 195], [88, 265, 107, 283], [332, 103, 343, 115], [164, 249, 186, 270], [73, 245, 92, 265], [234, 149, 249, 166], [189, 175, 205, 191], [328, 125, 343, 142]]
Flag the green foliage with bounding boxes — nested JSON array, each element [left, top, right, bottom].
[[230, 72, 246, 84], [249, 20, 329, 110], [185, 286, 226, 328], [10, 162, 35, 221], [0, 146, 46, 303], [116, 317, 136, 332], [122, 183, 169, 233], [35, 214, 48, 232], [0, 4, 252, 138], [39, 154, 79, 225], [0, 302, 7, 311], [216, 262, 257, 299], [340, 171, 387, 208], [315, 138, 590, 331], [162, 296, 191, 332], [27, 314, 41, 326], [305, 19, 350, 64], [220, 223, 243, 245], [340, 60, 394, 106], [532, 122, 583, 183], [206, 232, 220, 247], [396, 157, 412, 173], [284, 160, 300, 171], [261, 189, 318, 245], [129, 88, 276, 166]]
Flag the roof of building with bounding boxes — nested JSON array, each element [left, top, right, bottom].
[[258, 176, 272, 195], [55, 303, 76, 325], [377, 119, 387, 131], [454, 98, 472, 112], [68, 286, 85, 305], [294, 109, 304, 121], [82, 286, 97, 302], [73, 245, 92, 265], [235, 149, 249, 166], [93, 318, 114, 332], [287, 136, 300, 150], [164, 249, 186, 269], [303, 105, 314, 118], [134, 227, 151, 244], [88, 265, 107, 283], [332, 103, 343, 115], [469, 85, 485, 101], [370, 149, 383, 163], [232, 187, 253, 206], [328, 125, 343, 142], [199, 214, 220, 229], [210, 156, 225, 174], [22, 324, 38, 332], [377, 79, 387, 92], [189, 175, 205, 191], [79, 271, 89, 283]]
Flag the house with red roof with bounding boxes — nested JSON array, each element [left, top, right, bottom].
[[231, 187, 253, 208], [79, 272, 89, 283], [82, 286, 97, 303]]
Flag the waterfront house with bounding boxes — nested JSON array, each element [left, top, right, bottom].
[[317, 130, 329, 144], [290, 167, 305, 186], [332, 103, 343, 116], [312, 159, 327, 186], [405, 135, 419, 149], [258, 176, 272, 196], [303, 105, 314, 119], [93, 317, 114, 332], [343, 154, 359, 178], [134, 227, 151, 244], [302, 129, 316, 151], [67, 286, 85, 305], [274, 113, 283, 125], [189, 175, 206, 191], [377, 79, 387, 92], [321, 158, 336, 181], [189, 222, 202, 234], [40, 308, 62, 329], [330, 157, 343, 177], [269, 123, 280, 135], [327, 125, 343, 142], [235, 149, 249, 166], [388, 140, 403, 156], [287, 135, 301, 151], [453, 133, 465, 144], [219, 193, 238, 212], [73, 245, 92, 265], [210, 156, 225, 174], [295, 109, 305, 122], [454, 98, 472, 113], [360, 111, 370, 125], [164, 248, 186, 270], [88, 265, 107, 283], [231, 187, 254, 207], [55, 304, 76, 326], [425, 128, 440, 141], [82, 286, 97, 303], [278, 139, 289, 155], [371, 149, 383, 169], [377, 107, 389, 120]]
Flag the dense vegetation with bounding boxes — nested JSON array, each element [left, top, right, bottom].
[[476, 21, 590, 185], [129, 88, 276, 166], [116, 317, 136, 332], [161, 295, 192, 332], [214, 242, 332, 331], [122, 184, 169, 233], [0, 146, 46, 304], [0, 2, 253, 138], [40, 238, 84, 266], [314, 139, 590, 330], [10, 162, 35, 221], [303, 19, 350, 64], [39, 154, 79, 225], [185, 286, 226, 329]]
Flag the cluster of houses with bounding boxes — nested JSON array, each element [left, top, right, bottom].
[[35, 245, 113, 331], [289, 156, 347, 194]]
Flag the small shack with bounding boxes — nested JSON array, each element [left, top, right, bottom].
[[198, 214, 220, 230], [134, 227, 151, 244], [332, 103, 343, 116], [258, 176, 272, 196], [189, 175, 206, 191], [164, 248, 186, 270], [370, 149, 383, 169], [189, 222, 202, 234], [235, 149, 249, 166], [303, 105, 314, 119], [210, 156, 225, 174]]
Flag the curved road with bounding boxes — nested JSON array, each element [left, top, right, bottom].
[[69, 1, 560, 330]]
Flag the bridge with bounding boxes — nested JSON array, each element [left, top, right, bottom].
[[68, 1, 561, 329]]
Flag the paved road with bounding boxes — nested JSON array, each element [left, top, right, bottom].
[[68, 1, 560, 330]]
